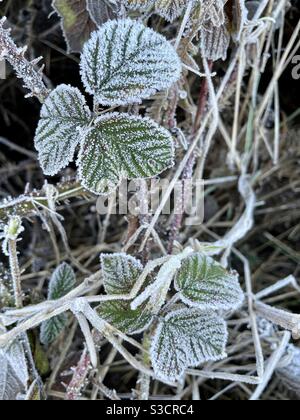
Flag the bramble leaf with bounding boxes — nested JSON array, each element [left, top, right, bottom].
[[34, 84, 92, 176], [155, 0, 188, 22], [48, 262, 76, 300], [40, 263, 76, 345], [175, 253, 244, 311], [97, 300, 153, 335], [277, 345, 300, 395], [97, 253, 153, 335], [101, 253, 143, 295], [52, 0, 97, 53], [77, 113, 174, 195], [125, 0, 187, 22], [0, 339, 29, 400], [124, 0, 152, 10], [151, 307, 228, 382], [80, 18, 182, 106], [40, 314, 68, 346], [200, 22, 230, 61]]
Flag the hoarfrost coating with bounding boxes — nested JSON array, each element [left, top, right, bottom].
[[80, 19, 182, 106]]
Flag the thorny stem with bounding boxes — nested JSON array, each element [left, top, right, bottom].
[[0, 181, 89, 223], [0, 17, 50, 102]]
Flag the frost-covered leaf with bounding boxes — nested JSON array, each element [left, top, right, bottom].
[[40, 263, 76, 345], [125, 0, 187, 21], [86, 0, 116, 26], [48, 262, 76, 300], [155, 0, 187, 22], [97, 253, 153, 334], [277, 345, 300, 395], [97, 300, 153, 335], [175, 253, 244, 312], [0, 339, 29, 400], [151, 308, 228, 382], [34, 84, 92, 176], [40, 314, 68, 346], [200, 0, 225, 27], [53, 0, 97, 53], [200, 22, 230, 61], [101, 253, 143, 295], [80, 19, 182, 106], [78, 113, 174, 195], [125, 0, 152, 10]]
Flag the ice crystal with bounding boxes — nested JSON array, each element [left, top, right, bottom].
[[80, 19, 182, 106], [40, 263, 76, 345], [151, 307, 228, 382], [175, 253, 244, 312], [77, 113, 175, 195], [34, 84, 92, 176], [0, 339, 29, 400]]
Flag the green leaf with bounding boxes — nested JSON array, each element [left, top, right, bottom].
[[0, 339, 29, 400], [34, 84, 92, 176], [101, 253, 143, 295], [175, 253, 244, 312], [77, 113, 174, 195], [151, 308, 228, 382], [80, 18, 182, 106], [40, 314, 68, 346], [40, 263, 76, 345], [48, 262, 76, 300], [97, 253, 153, 335], [97, 300, 153, 335], [52, 0, 97, 53]]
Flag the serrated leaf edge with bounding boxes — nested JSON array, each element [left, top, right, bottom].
[[77, 112, 175, 196]]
